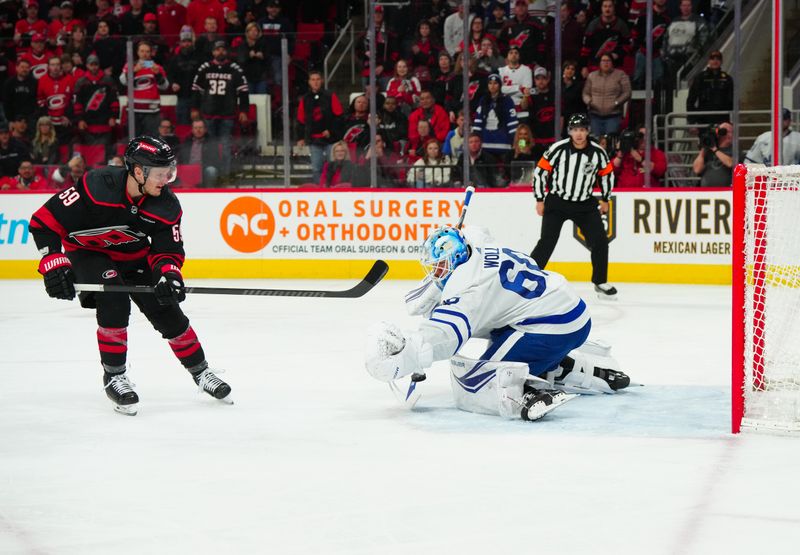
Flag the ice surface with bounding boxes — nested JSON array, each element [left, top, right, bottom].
[[2, 279, 800, 554]]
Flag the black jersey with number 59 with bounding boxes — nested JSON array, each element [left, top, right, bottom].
[[28, 166, 186, 273]]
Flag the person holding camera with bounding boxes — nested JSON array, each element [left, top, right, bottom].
[[120, 41, 169, 137], [612, 126, 667, 187], [692, 121, 734, 187]]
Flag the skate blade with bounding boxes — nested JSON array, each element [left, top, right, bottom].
[[216, 395, 234, 405], [113, 403, 138, 416], [596, 292, 618, 301], [524, 393, 577, 421]]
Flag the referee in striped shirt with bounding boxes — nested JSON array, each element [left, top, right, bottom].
[[530, 113, 618, 298]]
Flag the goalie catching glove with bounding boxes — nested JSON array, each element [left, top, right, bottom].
[[38, 253, 76, 300], [365, 322, 433, 382], [154, 264, 185, 306]]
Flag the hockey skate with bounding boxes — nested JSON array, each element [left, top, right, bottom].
[[594, 282, 618, 300], [103, 372, 139, 416], [520, 388, 576, 421], [191, 365, 233, 404]]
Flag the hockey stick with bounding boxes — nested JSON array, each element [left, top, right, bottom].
[[403, 186, 477, 393], [74, 259, 389, 299]]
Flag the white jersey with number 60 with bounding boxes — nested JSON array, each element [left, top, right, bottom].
[[417, 245, 591, 362]]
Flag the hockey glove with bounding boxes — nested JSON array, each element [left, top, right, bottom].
[[154, 264, 185, 306], [38, 253, 76, 300], [365, 322, 433, 382]]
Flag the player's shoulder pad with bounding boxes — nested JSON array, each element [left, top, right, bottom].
[[82, 166, 127, 205], [141, 186, 182, 226]]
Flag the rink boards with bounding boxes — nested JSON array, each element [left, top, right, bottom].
[[0, 188, 732, 284]]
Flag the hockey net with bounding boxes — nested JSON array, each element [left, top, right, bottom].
[[732, 164, 800, 433]]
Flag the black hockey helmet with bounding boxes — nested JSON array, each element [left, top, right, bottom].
[[124, 135, 176, 176], [567, 113, 590, 131]]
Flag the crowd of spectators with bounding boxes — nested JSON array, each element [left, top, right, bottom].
[[295, 0, 740, 188], [0, 0, 332, 189]]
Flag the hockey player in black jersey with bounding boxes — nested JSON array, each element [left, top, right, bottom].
[[29, 136, 232, 415]]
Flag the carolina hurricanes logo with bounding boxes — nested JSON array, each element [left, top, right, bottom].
[[48, 94, 68, 110], [510, 31, 530, 47], [468, 81, 480, 100], [598, 39, 618, 55], [102, 270, 118, 279], [87, 90, 108, 112], [133, 74, 157, 91], [537, 106, 555, 122], [653, 25, 667, 40], [32, 63, 48, 80], [342, 125, 365, 143]]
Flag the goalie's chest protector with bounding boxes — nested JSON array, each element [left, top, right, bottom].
[[440, 245, 589, 338]]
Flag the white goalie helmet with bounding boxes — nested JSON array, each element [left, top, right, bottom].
[[420, 226, 470, 288]]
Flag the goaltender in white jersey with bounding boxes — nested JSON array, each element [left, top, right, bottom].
[[366, 226, 631, 422]]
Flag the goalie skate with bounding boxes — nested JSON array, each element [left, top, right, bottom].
[[103, 372, 139, 416], [192, 367, 233, 404], [520, 388, 576, 421]]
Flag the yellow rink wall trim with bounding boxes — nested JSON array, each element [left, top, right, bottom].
[[1, 259, 732, 284]]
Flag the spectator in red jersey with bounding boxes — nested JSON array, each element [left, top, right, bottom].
[[0, 160, 49, 191], [385, 60, 422, 116], [37, 56, 76, 145], [120, 41, 169, 136], [19, 34, 54, 81], [29, 116, 60, 165], [157, 0, 188, 47], [260, 0, 294, 91], [14, 1, 48, 52], [60, 52, 85, 81], [612, 126, 667, 187], [49, 2, 83, 49], [63, 24, 92, 69], [409, 20, 440, 87], [408, 89, 450, 145], [73, 54, 119, 154], [296, 70, 345, 183], [319, 141, 356, 187], [92, 20, 125, 76], [187, 0, 226, 37]]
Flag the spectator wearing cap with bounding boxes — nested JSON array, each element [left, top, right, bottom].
[[120, 41, 169, 136], [191, 41, 250, 180], [528, 66, 556, 158], [452, 132, 506, 188], [73, 54, 119, 154], [499, 45, 533, 122], [582, 53, 631, 136], [0, 160, 48, 191], [472, 73, 518, 157], [237, 22, 269, 94], [745, 109, 800, 166], [18, 33, 54, 81], [37, 56, 76, 145], [499, 0, 548, 69], [186, 0, 226, 37], [1, 59, 38, 131], [356, 5, 400, 89], [13, 1, 48, 52], [157, 0, 188, 47], [687, 50, 734, 126], [168, 27, 203, 125], [48, 2, 83, 49], [259, 1, 294, 92], [140, 13, 169, 66], [0, 123, 30, 178]]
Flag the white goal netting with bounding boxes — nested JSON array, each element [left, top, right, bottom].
[[740, 165, 800, 432]]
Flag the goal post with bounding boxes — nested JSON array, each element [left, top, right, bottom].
[[732, 163, 800, 433]]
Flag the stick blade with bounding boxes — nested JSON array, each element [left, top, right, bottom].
[[365, 259, 389, 285]]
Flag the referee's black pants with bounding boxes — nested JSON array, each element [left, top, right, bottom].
[[530, 195, 609, 285]]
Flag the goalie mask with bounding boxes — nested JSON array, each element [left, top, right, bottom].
[[421, 226, 470, 288]]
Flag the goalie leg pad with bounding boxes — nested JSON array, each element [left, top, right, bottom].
[[549, 343, 630, 394]]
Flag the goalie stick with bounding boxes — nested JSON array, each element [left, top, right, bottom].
[[392, 187, 476, 406], [74, 260, 389, 299]]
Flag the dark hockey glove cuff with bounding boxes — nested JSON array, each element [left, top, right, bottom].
[[154, 264, 185, 305], [39, 253, 76, 300]]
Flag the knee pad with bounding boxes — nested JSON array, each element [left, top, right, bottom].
[[95, 292, 132, 328]]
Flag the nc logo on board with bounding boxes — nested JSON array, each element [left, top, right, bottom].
[[220, 197, 276, 253]]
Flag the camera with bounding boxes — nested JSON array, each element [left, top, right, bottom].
[[699, 126, 718, 150], [618, 129, 636, 154]]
